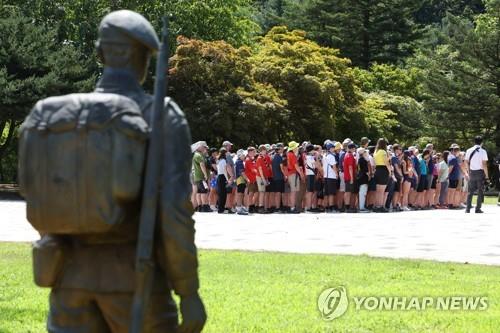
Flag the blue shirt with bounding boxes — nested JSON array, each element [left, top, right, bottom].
[[339, 151, 346, 172], [235, 159, 245, 178], [272, 154, 284, 180], [419, 158, 427, 176], [448, 155, 460, 180], [412, 156, 420, 176]]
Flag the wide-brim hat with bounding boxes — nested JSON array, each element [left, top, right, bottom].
[[288, 141, 300, 151]]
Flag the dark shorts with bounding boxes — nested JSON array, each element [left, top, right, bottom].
[[324, 178, 338, 195], [226, 184, 234, 194], [306, 175, 316, 192], [237, 183, 246, 194], [417, 175, 429, 192], [315, 179, 324, 199], [431, 175, 437, 189], [393, 178, 402, 193], [345, 181, 355, 193], [368, 177, 377, 191], [265, 178, 273, 192], [375, 166, 389, 185], [449, 179, 459, 189], [271, 179, 285, 193], [196, 180, 208, 194]]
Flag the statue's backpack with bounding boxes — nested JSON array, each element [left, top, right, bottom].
[[18, 93, 149, 234]]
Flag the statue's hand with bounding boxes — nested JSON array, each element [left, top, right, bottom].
[[178, 293, 207, 333]]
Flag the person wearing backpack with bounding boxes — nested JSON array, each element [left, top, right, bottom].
[[18, 10, 205, 332], [464, 136, 489, 213]]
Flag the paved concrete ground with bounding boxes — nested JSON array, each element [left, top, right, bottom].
[[1, 200, 499, 265]]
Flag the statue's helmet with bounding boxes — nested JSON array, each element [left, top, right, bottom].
[[98, 10, 160, 52]]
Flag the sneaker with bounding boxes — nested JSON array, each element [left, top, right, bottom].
[[257, 207, 266, 214], [359, 209, 370, 213], [475, 209, 484, 214], [288, 208, 300, 214], [236, 207, 249, 215], [226, 209, 236, 214], [465, 209, 470, 213]]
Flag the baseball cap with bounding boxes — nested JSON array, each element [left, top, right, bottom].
[[450, 143, 460, 149], [334, 142, 342, 150], [343, 138, 352, 145], [360, 137, 371, 145], [326, 143, 334, 150], [222, 140, 233, 146], [348, 143, 356, 149]]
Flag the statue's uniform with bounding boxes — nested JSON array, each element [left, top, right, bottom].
[[46, 68, 199, 333]]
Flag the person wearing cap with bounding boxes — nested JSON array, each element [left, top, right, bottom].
[[222, 140, 236, 213], [208, 147, 219, 211], [464, 136, 489, 213], [287, 141, 304, 213], [235, 149, 249, 215], [271, 143, 286, 212], [192, 141, 211, 212], [43, 10, 206, 333], [304, 144, 318, 213], [323, 142, 339, 212], [360, 137, 371, 149]]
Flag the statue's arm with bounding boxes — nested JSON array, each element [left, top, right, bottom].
[[159, 101, 199, 297]]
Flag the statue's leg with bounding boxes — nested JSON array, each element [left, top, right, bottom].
[[47, 288, 109, 333], [96, 291, 178, 333]]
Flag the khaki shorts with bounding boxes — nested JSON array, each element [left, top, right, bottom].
[[247, 182, 258, 193], [256, 177, 266, 192], [288, 174, 300, 192]]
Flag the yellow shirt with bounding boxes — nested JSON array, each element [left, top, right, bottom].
[[374, 149, 387, 166]]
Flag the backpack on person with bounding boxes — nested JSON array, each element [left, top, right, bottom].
[[18, 93, 149, 234]]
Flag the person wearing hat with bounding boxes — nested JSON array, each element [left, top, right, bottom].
[[287, 141, 304, 213], [323, 142, 339, 212], [235, 149, 249, 215], [31, 10, 206, 333], [360, 137, 371, 148], [222, 140, 236, 213], [192, 141, 211, 212]]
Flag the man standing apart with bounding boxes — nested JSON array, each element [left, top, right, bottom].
[[465, 136, 489, 213]]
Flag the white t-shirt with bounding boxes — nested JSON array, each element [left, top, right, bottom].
[[217, 159, 227, 179], [323, 153, 337, 179], [465, 145, 488, 171], [306, 155, 316, 176]]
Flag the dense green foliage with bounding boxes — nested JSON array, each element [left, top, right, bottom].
[[0, 0, 499, 181]]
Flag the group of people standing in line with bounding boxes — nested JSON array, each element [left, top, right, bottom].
[[191, 136, 491, 215]]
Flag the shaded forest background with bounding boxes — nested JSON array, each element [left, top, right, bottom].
[[0, 0, 499, 182]]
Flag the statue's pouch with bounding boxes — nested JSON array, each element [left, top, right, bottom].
[[32, 235, 66, 287]]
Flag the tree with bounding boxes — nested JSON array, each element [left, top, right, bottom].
[[414, 0, 485, 25], [411, 1, 500, 150], [0, 12, 95, 181], [169, 36, 287, 147], [288, 0, 424, 68], [354, 64, 426, 143], [250, 26, 361, 142]]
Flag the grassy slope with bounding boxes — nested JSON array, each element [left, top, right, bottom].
[[1, 243, 499, 333]]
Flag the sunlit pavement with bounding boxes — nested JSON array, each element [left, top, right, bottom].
[[2, 200, 500, 265]]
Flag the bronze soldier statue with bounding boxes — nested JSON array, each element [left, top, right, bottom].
[[18, 10, 206, 333]]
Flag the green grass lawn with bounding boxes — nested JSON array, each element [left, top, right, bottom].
[[1, 243, 499, 333], [481, 195, 499, 205]]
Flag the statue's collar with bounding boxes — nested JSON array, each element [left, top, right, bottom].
[[95, 67, 144, 95]]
